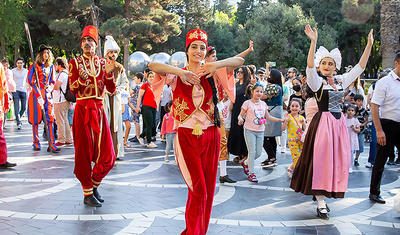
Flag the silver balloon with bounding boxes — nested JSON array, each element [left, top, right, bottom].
[[128, 51, 150, 74], [151, 52, 170, 65], [169, 51, 186, 68], [149, 53, 157, 62]]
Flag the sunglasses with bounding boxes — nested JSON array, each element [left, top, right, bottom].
[[237, 71, 243, 74]]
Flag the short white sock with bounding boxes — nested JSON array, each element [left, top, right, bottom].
[[315, 195, 327, 213], [219, 160, 227, 176]]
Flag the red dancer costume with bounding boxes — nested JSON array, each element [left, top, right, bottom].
[[151, 29, 243, 235], [69, 26, 117, 207], [0, 63, 16, 168], [27, 45, 58, 152]]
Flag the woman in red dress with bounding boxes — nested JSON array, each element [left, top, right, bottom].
[[149, 29, 244, 235]]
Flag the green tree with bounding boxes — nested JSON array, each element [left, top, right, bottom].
[[237, 2, 337, 69], [0, 0, 25, 62], [100, 0, 182, 69]]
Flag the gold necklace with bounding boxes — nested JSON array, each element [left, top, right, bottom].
[[315, 86, 324, 102]]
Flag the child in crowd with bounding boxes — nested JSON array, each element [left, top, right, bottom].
[[282, 98, 306, 178], [354, 94, 369, 166], [160, 101, 175, 163], [345, 104, 361, 173], [238, 83, 283, 182], [128, 73, 143, 145], [121, 88, 132, 148]]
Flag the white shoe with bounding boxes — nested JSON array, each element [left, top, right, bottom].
[[349, 168, 353, 173], [164, 155, 169, 163], [138, 138, 144, 145], [146, 142, 157, 148], [365, 162, 373, 168]]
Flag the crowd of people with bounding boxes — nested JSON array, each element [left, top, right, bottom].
[[0, 24, 399, 234]]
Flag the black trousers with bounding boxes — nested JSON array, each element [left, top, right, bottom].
[[370, 119, 400, 196], [140, 105, 156, 144], [263, 137, 277, 160]]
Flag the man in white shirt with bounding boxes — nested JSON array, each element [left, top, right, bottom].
[[11, 58, 28, 129], [158, 84, 172, 134], [53, 57, 72, 146], [369, 53, 400, 204], [284, 67, 297, 96]]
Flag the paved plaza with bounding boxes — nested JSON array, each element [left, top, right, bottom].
[[1, 120, 399, 235]]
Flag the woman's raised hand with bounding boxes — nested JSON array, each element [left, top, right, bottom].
[[179, 69, 200, 86], [304, 24, 318, 42], [367, 29, 374, 45], [248, 40, 254, 52]]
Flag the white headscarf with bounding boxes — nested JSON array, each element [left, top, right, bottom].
[[104, 35, 120, 56], [314, 46, 342, 70]]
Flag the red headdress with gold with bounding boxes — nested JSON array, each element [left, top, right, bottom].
[[185, 29, 208, 51], [80, 25, 98, 45]]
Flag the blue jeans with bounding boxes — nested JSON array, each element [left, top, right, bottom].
[[244, 129, 264, 175], [368, 121, 377, 164], [356, 132, 365, 154], [12, 91, 27, 125]]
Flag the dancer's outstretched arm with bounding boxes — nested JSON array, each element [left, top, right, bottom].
[[305, 25, 318, 69], [358, 29, 374, 69]]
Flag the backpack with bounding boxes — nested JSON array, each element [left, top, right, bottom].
[[59, 71, 76, 103]]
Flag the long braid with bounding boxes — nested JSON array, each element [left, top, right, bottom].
[[207, 76, 221, 127]]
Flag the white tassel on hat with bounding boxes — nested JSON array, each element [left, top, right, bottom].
[[104, 35, 120, 56]]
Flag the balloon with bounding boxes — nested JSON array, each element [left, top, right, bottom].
[[128, 52, 150, 74], [169, 51, 186, 68], [151, 52, 170, 65]]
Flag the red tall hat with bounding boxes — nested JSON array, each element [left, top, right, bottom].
[[186, 29, 208, 51], [80, 25, 98, 45]]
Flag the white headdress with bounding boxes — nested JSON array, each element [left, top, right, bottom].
[[314, 46, 342, 70], [104, 35, 120, 56]]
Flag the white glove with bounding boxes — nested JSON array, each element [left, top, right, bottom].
[[37, 96, 45, 107], [46, 84, 54, 93]]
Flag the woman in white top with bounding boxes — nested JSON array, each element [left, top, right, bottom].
[[290, 25, 373, 220]]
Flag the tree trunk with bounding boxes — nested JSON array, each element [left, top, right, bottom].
[[381, 0, 400, 69], [123, 38, 130, 77], [0, 37, 6, 59], [91, 1, 102, 57], [14, 41, 20, 64]]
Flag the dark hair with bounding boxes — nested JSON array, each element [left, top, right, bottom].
[[164, 100, 173, 113], [354, 94, 364, 101], [15, 57, 24, 63], [300, 70, 306, 77], [248, 65, 256, 75], [288, 98, 302, 112], [1, 58, 8, 64], [346, 104, 357, 112], [245, 82, 264, 97], [55, 57, 67, 69], [394, 50, 400, 62], [206, 47, 215, 58], [144, 68, 151, 74], [236, 65, 251, 88], [268, 69, 283, 94], [292, 77, 301, 84], [135, 72, 144, 81]]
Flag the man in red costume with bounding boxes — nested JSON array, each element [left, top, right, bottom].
[[69, 26, 120, 207]]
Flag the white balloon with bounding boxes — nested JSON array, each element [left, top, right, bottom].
[[128, 52, 150, 74], [169, 51, 186, 68]]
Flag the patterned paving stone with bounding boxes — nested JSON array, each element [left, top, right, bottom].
[[0, 121, 399, 234]]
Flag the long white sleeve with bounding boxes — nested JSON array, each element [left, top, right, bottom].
[[334, 64, 364, 90], [306, 66, 322, 92]]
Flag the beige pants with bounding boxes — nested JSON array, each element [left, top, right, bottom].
[[54, 101, 73, 143]]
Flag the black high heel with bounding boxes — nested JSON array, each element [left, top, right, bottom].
[[312, 196, 330, 212], [317, 207, 329, 220]]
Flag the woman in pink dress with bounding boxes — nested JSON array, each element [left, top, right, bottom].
[[290, 25, 373, 219]]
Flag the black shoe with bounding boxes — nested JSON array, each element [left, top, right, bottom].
[[17, 124, 22, 130], [47, 147, 60, 153], [387, 160, 395, 165], [0, 161, 17, 168], [84, 194, 102, 207], [369, 194, 385, 204], [316, 207, 329, 220], [116, 157, 123, 161], [260, 160, 269, 167], [395, 158, 400, 165], [129, 136, 139, 143], [32, 146, 41, 151], [219, 175, 237, 183], [93, 188, 104, 203], [354, 159, 359, 166], [151, 136, 156, 142]]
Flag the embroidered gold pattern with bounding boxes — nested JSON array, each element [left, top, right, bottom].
[[174, 97, 190, 122]]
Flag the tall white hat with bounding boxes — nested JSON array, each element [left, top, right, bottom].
[[104, 35, 120, 56]]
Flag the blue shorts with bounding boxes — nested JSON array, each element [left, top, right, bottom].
[[68, 108, 74, 126]]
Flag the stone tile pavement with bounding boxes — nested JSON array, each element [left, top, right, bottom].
[[1, 121, 399, 234]]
